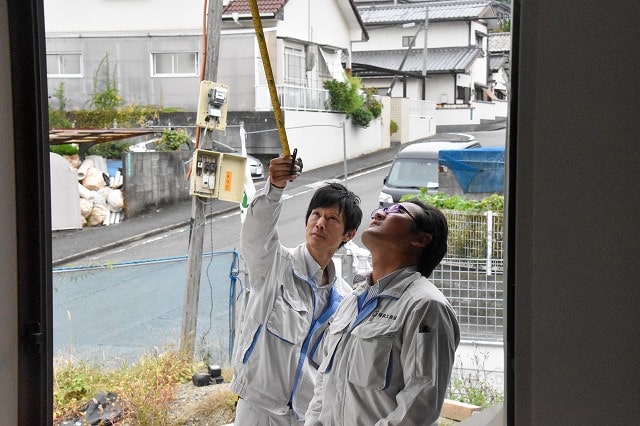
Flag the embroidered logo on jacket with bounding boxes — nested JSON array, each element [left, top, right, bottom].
[[369, 310, 398, 321]]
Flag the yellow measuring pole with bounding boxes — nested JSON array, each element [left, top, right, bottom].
[[248, 0, 290, 157]]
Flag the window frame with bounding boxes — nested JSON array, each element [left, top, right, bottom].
[[283, 44, 306, 87], [46, 53, 83, 78], [402, 35, 416, 48], [150, 52, 200, 77]]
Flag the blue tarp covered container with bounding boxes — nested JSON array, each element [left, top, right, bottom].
[[439, 147, 505, 193]]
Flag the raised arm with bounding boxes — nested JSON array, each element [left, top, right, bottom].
[[240, 155, 301, 290]]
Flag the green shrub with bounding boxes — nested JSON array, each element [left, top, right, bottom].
[[69, 104, 163, 129], [402, 192, 504, 259], [49, 109, 73, 129], [89, 53, 123, 110], [402, 191, 504, 212], [350, 107, 374, 128], [86, 141, 130, 159], [49, 82, 73, 129], [50, 144, 79, 156], [323, 76, 363, 113], [390, 119, 399, 135], [363, 87, 382, 118], [156, 128, 191, 151], [323, 76, 382, 128]]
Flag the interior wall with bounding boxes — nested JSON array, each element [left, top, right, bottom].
[[509, 0, 640, 423], [0, 0, 19, 423]]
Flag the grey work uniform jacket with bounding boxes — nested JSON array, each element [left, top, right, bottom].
[[305, 268, 460, 426], [230, 181, 352, 420]]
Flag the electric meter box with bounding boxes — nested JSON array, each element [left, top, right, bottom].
[[196, 81, 229, 131], [189, 149, 247, 202]]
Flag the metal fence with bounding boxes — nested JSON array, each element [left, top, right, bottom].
[[278, 85, 331, 112], [438, 210, 504, 342], [434, 259, 504, 342]]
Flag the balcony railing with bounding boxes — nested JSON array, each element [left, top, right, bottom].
[[278, 84, 332, 112]]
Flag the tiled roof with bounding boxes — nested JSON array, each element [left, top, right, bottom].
[[223, 0, 287, 15], [350, 46, 483, 75], [488, 32, 511, 52], [357, 1, 495, 25], [222, 0, 368, 40]]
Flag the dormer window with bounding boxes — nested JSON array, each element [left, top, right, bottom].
[[475, 31, 487, 56]]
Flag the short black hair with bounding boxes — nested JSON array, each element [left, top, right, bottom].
[[405, 198, 448, 277], [305, 182, 362, 247]]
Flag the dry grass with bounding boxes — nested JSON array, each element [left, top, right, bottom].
[[53, 350, 235, 425], [169, 383, 237, 425]]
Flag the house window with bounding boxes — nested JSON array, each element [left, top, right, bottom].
[[475, 32, 487, 55], [151, 52, 199, 76], [284, 46, 306, 86], [456, 86, 470, 103], [402, 35, 416, 47], [46, 53, 82, 77]]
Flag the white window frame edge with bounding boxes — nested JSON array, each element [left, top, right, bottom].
[[149, 51, 200, 78], [46, 52, 83, 78]]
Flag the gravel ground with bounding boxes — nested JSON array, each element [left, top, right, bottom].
[[168, 382, 235, 426]]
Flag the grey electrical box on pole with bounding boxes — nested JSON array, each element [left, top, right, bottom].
[[180, 0, 224, 357]]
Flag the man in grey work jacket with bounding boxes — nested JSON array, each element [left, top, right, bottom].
[[231, 154, 363, 425], [305, 200, 460, 426]]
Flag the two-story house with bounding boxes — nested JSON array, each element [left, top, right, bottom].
[[350, 0, 509, 130], [217, 0, 375, 166], [44, 0, 382, 171]]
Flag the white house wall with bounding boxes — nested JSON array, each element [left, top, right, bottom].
[[352, 20, 474, 52], [279, 0, 352, 50], [425, 21, 471, 48], [44, 0, 202, 34], [352, 25, 419, 51], [283, 110, 384, 171], [218, 31, 260, 111], [430, 74, 456, 104], [470, 55, 488, 87], [46, 35, 202, 110]]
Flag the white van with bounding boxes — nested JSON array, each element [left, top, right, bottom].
[[378, 135, 481, 206]]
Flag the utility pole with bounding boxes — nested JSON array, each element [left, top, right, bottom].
[[422, 6, 429, 100], [180, 0, 223, 357]]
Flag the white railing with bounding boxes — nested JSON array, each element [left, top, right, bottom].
[[278, 84, 332, 112]]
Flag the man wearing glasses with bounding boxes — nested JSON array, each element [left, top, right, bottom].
[[305, 200, 460, 426]]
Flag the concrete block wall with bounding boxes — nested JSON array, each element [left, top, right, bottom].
[[122, 151, 192, 218]]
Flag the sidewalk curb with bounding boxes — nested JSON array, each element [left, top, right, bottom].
[[52, 154, 396, 267], [52, 205, 240, 267]]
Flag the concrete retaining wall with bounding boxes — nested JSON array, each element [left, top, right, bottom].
[[122, 151, 192, 218]]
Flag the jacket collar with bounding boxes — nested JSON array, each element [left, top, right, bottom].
[[291, 243, 336, 288], [354, 267, 421, 300]]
